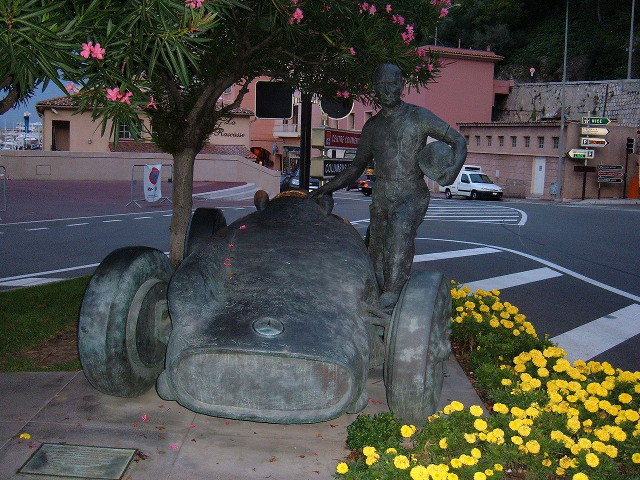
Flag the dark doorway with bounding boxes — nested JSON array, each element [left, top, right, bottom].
[[51, 120, 70, 151]]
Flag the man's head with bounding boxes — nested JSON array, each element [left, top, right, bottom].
[[372, 64, 404, 108]]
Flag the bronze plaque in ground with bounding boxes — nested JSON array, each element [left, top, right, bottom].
[[18, 443, 136, 479]]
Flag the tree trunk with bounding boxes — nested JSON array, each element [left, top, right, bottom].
[[168, 148, 197, 268]]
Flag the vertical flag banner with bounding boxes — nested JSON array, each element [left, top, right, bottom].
[[144, 164, 162, 202]]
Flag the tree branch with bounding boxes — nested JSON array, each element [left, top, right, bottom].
[[0, 87, 19, 115]]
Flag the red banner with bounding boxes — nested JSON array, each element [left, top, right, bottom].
[[323, 129, 360, 149]]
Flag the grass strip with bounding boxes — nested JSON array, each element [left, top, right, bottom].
[[0, 276, 89, 371]]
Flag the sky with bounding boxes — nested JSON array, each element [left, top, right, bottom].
[[0, 82, 65, 129]]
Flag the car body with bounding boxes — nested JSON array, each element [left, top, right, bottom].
[[346, 174, 376, 196], [281, 169, 319, 191], [439, 165, 503, 200], [160, 193, 375, 423]]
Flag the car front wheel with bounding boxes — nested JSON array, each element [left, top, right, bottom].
[[383, 271, 452, 424], [445, 189, 452, 199], [78, 246, 173, 397]]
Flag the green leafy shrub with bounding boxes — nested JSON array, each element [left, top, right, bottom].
[[346, 412, 404, 451]]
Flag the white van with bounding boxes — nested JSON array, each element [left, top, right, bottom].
[[439, 165, 503, 200]]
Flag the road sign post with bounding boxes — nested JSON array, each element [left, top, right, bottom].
[[581, 127, 609, 136], [597, 165, 624, 199], [580, 137, 608, 148], [581, 116, 611, 125], [568, 148, 595, 159]]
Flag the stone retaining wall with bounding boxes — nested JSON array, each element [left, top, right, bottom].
[[495, 80, 640, 128]]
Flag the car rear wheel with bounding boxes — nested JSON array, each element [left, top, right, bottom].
[[383, 271, 452, 424], [78, 247, 173, 397], [184, 207, 227, 257], [445, 189, 452, 199]]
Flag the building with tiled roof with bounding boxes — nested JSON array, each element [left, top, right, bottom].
[[35, 95, 254, 155]]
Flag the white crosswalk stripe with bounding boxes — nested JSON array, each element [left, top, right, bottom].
[[414, 247, 500, 262], [461, 267, 563, 293], [425, 201, 526, 225], [551, 304, 640, 362]]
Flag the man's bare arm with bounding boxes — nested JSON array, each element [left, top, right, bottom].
[[310, 125, 373, 197]]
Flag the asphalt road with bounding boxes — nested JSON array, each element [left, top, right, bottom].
[[1, 186, 639, 371]]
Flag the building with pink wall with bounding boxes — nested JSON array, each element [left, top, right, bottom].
[[256, 46, 507, 172]]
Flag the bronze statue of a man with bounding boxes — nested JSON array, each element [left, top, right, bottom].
[[312, 63, 467, 308]]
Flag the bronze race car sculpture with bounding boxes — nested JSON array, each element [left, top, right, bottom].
[[78, 191, 451, 424]]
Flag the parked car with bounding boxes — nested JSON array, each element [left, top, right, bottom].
[[280, 169, 319, 192], [359, 175, 375, 196], [78, 191, 452, 424], [346, 174, 376, 196], [439, 165, 503, 200]]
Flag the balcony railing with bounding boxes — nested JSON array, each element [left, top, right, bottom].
[[273, 123, 300, 137]]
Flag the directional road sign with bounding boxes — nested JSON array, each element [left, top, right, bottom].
[[567, 148, 595, 159], [597, 177, 623, 183], [580, 137, 608, 148], [582, 117, 611, 125], [597, 164, 623, 172], [581, 127, 609, 136]]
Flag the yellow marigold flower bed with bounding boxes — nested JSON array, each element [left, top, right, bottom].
[[336, 284, 640, 480]]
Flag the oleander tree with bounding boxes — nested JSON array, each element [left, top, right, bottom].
[[0, 0, 103, 114], [3, 0, 453, 266]]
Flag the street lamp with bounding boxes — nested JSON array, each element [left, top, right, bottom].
[[555, 0, 569, 202], [23, 111, 31, 149], [629, 0, 636, 79]]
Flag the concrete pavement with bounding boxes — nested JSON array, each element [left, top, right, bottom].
[[0, 359, 482, 480]]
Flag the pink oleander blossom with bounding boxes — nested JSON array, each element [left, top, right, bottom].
[[92, 43, 105, 59], [401, 24, 415, 44], [289, 7, 303, 24], [185, 0, 204, 8], [119, 91, 133, 105], [80, 41, 93, 59], [105, 87, 133, 105], [146, 95, 158, 110], [427, 63, 434, 71], [65, 83, 77, 93], [416, 47, 427, 57], [336, 90, 350, 99], [349, 47, 356, 55], [439, 7, 449, 18], [80, 41, 105, 60], [385, 4, 392, 13], [391, 14, 404, 25], [369, 4, 376, 14], [105, 87, 121, 102]]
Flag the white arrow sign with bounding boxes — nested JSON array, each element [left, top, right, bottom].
[[580, 137, 608, 148], [567, 148, 595, 159], [581, 127, 609, 136]]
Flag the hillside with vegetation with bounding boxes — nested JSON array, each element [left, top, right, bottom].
[[433, 0, 638, 81]]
